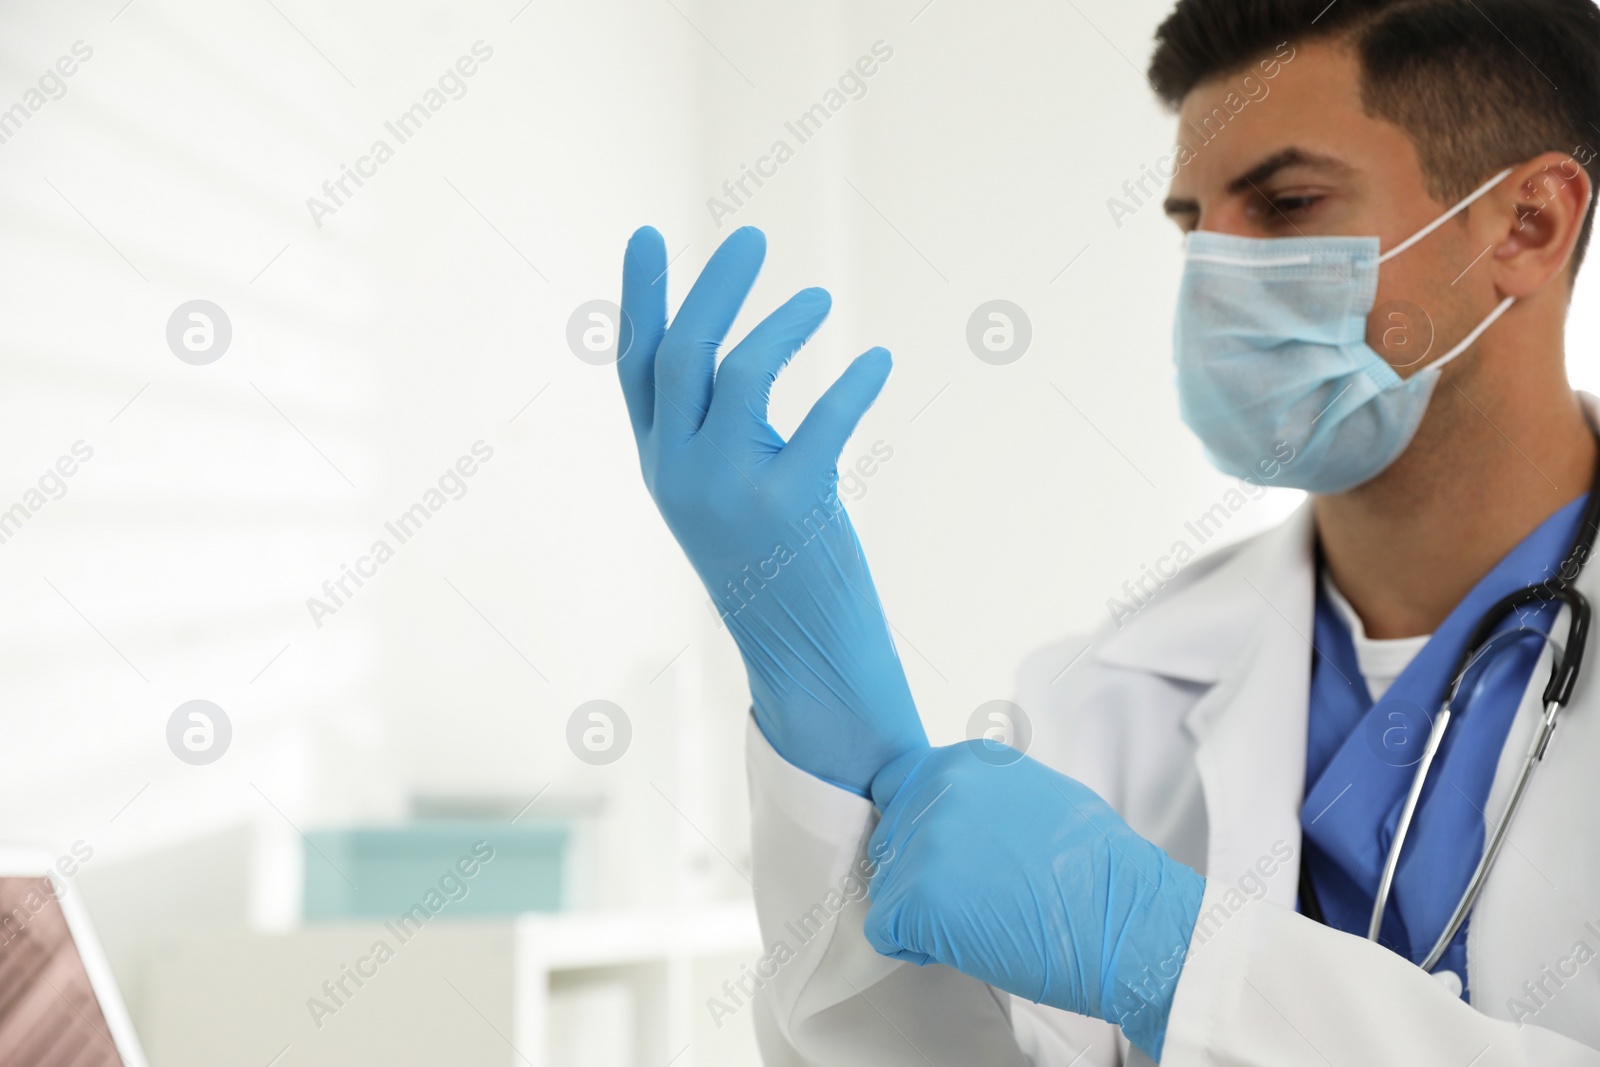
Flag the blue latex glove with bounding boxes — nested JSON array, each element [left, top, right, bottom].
[[864, 744, 1207, 1061], [617, 225, 928, 796]]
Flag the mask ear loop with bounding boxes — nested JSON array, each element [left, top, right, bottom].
[[1377, 167, 1516, 265], [1421, 296, 1517, 373], [1373, 166, 1518, 374]]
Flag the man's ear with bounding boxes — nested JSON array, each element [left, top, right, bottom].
[[1487, 151, 1594, 297]]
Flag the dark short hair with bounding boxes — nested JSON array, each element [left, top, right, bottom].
[[1148, 0, 1600, 274]]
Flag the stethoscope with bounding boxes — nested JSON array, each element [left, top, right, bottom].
[[1300, 450, 1600, 972]]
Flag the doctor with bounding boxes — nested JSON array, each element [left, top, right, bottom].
[[615, 0, 1600, 1063]]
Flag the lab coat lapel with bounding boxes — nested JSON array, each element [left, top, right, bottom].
[[1187, 506, 1315, 904], [1098, 503, 1317, 906]]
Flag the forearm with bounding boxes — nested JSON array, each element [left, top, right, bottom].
[[726, 514, 924, 795]]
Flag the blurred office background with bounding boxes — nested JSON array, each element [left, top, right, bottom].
[[4, 1, 1600, 1064]]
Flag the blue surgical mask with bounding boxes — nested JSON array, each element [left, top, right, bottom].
[[1174, 167, 1516, 494]]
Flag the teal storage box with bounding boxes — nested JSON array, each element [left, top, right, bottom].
[[302, 820, 569, 922]]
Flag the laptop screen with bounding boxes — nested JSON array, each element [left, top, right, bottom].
[[0, 876, 126, 1066]]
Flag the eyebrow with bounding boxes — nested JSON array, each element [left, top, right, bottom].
[[1162, 147, 1353, 217]]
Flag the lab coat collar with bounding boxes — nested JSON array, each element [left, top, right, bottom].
[[1087, 396, 1597, 893], [1094, 500, 1316, 687], [1096, 498, 1318, 897]]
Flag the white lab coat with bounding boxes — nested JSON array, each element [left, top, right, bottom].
[[744, 500, 1600, 1065]]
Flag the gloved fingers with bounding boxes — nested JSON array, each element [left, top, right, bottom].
[[784, 346, 893, 473], [618, 225, 669, 441], [869, 744, 934, 811], [702, 286, 832, 440], [653, 226, 767, 438], [867, 934, 930, 966], [866, 820, 896, 901], [865, 747, 939, 912], [863, 891, 936, 965]]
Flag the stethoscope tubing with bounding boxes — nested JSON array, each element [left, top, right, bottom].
[[1415, 697, 1561, 971], [1364, 558, 1595, 967], [1368, 707, 1451, 942]]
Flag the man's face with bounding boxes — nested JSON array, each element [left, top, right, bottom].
[[1163, 40, 1486, 376]]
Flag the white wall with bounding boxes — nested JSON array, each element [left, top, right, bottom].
[[5, 0, 1600, 1060]]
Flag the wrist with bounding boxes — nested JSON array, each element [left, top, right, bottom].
[[750, 693, 926, 798]]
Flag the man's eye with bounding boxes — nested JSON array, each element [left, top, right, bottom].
[[1272, 195, 1322, 215], [1242, 191, 1324, 227]]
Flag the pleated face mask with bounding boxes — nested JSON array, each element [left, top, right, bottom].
[[1173, 166, 1516, 494]]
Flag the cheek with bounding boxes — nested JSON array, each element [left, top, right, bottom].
[[1363, 247, 1452, 374], [1365, 295, 1439, 371], [1366, 247, 1480, 374]]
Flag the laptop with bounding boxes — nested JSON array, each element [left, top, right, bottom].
[[0, 850, 148, 1066]]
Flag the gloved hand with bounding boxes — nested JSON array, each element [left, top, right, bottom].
[[864, 744, 1207, 1061], [617, 225, 928, 796]]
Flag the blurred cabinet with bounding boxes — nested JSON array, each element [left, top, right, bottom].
[[137, 904, 761, 1067], [302, 821, 571, 921]]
